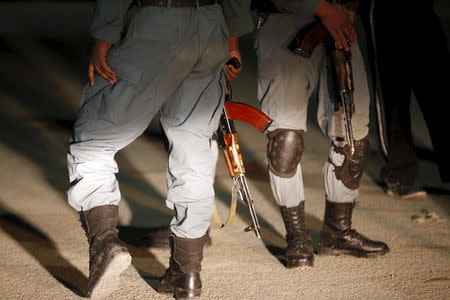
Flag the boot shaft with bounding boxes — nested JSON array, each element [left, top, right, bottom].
[[78, 205, 131, 298], [170, 235, 208, 274], [279, 203, 314, 268], [157, 235, 208, 297], [79, 205, 119, 244], [279, 202, 308, 240], [322, 199, 355, 233]]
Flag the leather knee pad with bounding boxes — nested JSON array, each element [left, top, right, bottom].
[[330, 138, 368, 190], [267, 129, 304, 178]]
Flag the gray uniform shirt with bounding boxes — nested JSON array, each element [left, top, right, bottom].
[[90, 0, 253, 44]]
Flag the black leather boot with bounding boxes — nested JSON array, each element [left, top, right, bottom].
[[317, 199, 389, 258], [79, 205, 131, 299], [279, 202, 314, 268], [157, 235, 208, 299]]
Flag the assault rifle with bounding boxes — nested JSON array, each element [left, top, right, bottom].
[[288, 6, 357, 154], [213, 58, 272, 239]]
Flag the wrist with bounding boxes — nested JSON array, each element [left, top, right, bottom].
[[229, 50, 241, 57], [314, 0, 332, 18], [228, 37, 239, 53], [94, 39, 112, 50]]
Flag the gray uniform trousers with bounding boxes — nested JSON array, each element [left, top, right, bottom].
[[257, 14, 370, 207], [67, 4, 229, 238]]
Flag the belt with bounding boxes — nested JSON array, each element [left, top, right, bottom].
[[136, 0, 217, 7]]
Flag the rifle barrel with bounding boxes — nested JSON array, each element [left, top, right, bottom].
[[341, 91, 355, 155], [236, 174, 262, 239]]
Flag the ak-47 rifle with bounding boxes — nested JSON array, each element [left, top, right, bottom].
[[288, 1, 358, 154], [214, 58, 272, 239]]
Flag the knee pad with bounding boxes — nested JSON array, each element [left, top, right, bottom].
[[330, 138, 368, 190], [267, 129, 304, 178]]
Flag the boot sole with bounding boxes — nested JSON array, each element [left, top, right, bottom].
[[175, 288, 202, 300], [288, 265, 313, 270], [317, 247, 389, 258], [90, 251, 132, 299], [157, 290, 201, 299], [285, 258, 314, 269], [287, 264, 313, 270]]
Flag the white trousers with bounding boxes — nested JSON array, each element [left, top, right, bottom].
[[257, 14, 370, 207], [67, 5, 229, 238]]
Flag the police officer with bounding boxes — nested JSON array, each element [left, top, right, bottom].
[[369, 0, 450, 198], [255, 0, 389, 268], [67, 0, 251, 298]]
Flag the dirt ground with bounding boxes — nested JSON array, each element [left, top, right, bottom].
[[0, 4, 449, 299]]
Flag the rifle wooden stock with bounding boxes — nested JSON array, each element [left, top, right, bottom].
[[222, 132, 246, 177], [224, 101, 272, 133], [288, 20, 330, 58]]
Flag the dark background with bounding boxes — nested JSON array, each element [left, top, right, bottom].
[[0, 0, 449, 192]]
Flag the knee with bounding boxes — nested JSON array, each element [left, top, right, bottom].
[[67, 141, 118, 179], [351, 113, 370, 140], [267, 129, 304, 178]]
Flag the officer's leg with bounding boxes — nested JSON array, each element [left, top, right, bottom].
[[68, 77, 168, 298], [140, 122, 215, 249], [68, 5, 205, 297], [157, 5, 228, 298], [257, 14, 320, 268], [317, 41, 389, 257], [317, 41, 369, 204], [258, 15, 320, 208], [160, 24, 227, 240], [411, 12, 450, 183], [376, 22, 421, 196]]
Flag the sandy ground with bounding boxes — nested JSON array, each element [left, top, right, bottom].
[[0, 21, 449, 300]]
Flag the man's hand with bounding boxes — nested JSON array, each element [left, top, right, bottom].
[[89, 39, 117, 85], [314, 0, 356, 52], [226, 37, 243, 82]]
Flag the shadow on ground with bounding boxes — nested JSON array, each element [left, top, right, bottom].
[[0, 204, 87, 297], [0, 39, 174, 293]]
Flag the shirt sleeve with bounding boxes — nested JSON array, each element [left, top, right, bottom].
[[220, 0, 254, 37], [272, 0, 321, 16], [89, 0, 133, 44]]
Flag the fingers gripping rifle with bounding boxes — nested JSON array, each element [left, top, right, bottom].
[[213, 58, 272, 239], [288, 3, 357, 154]]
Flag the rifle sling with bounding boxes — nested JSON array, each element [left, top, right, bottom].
[[212, 200, 237, 228]]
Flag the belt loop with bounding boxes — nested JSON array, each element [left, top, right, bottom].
[[166, 0, 171, 7], [135, 0, 142, 6], [196, 0, 200, 9]]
